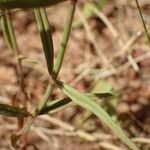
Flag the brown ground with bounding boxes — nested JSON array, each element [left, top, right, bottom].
[[0, 0, 150, 149]]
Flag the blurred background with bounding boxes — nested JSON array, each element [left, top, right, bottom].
[[0, 0, 150, 149]]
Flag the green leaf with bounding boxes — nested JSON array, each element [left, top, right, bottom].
[[0, 10, 19, 54], [18, 55, 41, 68], [0, 0, 67, 9], [34, 8, 54, 75], [19, 56, 40, 65], [0, 10, 20, 59], [0, 11, 13, 51], [39, 92, 112, 115], [75, 81, 117, 130], [91, 80, 119, 119], [92, 80, 113, 93], [56, 80, 139, 150], [87, 92, 113, 100], [39, 98, 72, 115], [0, 103, 32, 117]]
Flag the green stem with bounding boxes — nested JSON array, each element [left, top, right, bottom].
[[53, 0, 76, 79], [0, 10, 26, 103], [36, 1, 77, 115], [135, 0, 150, 46], [4, 12, 25, 94], [36, 82, 54, 115]]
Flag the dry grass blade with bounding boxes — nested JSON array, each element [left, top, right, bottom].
[[39, 115, 97, 141], [77, 7, 109, 67], [90, 4, 119, 39], [99, 142, 126, 150], [132, 137, 150, 144]]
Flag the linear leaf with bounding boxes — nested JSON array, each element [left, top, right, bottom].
[[0, 11, 13, 51], [0, 103, 32, 117], [56, 80, 139, 150], [0, 0, 67, 9], [34, 8, 54, 75], [87, 92, 113, 100], [19, 56, 40, 65], [39, 92, 112, 115], [0, 10, 19, 55], [39, 97, 72, 115]]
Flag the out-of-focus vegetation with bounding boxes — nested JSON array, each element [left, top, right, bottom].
[[0, 0, 149, 149]]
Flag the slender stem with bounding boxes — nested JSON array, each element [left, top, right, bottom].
[[0, 10, 27, 105], [135, 0, 150, 46], [36, 1, 77, 115], [53, 0, 76, 79], [36, 82, 54, 115], [0, 10, 13, 50], [7, 14, 26, 98], [0, 10, 27, 131]]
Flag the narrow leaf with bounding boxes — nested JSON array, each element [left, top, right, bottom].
[[0, 11, 13, 51], [39, 98, 72, 115], [19, 56, 40, 65], [0, 0, 67, 9], [56, 80, 139, 150], [87, 92, 113, 100], [0, 103, 31, 117], [0, 10, 19, 55], [34, 8, 54, 75], [92, 80, 113, 93], [39, 92, 111, 115]]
